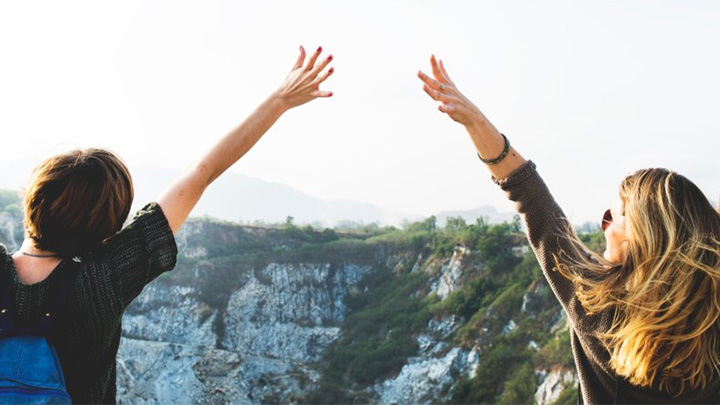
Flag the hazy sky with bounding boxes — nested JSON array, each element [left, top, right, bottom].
[[1, 1, 718, 224]]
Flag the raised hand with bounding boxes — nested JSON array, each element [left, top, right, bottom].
[[158, 46, 336, 233], [276, 46, 334, 110], [417, 55, 488, 128], [417, 54, 526, 179]]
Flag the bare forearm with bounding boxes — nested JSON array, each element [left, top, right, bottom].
[[157, 45, 334, 234], [195, 94, 287, 186], [158, 94, 286, 234], [465, 116, 526, 180]]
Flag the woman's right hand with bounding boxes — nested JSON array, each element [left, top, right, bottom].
[[417, 55, 489, 129], [275, 46, 334, 111]]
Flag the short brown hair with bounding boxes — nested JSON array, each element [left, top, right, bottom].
[[24, 148, 134, 256]]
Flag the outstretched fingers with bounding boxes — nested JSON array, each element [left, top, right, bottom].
[[437, 59, 455, 85], [418, 55, 482, 126], [418, 71, 455, 96], [311, 53, 334, 78], [430, 55, 443, 80], [292, 46, 306, 71], [304, 46, 323, 71], [417, 71, 440, 90], [311, 90, 333, 98], [277, 45, 335, 108], [431, 55, 455, 85], [423, 86, 457, 106], [314, 66, 335, 86], [421, 84, 439, 100]]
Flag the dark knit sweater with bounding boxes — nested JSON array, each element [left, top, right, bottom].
[[0, 202, 177, 404], [495, 161, 720, 403]]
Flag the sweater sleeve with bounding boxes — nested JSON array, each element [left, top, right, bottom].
[[102, 202, 178, 306], [493, 161, 596, 332]]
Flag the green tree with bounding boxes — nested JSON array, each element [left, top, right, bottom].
[[407, 215, 437, 232], [445, 216, 467, 235], [499, 363, 537, 404]]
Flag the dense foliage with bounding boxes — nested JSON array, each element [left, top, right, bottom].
[[299, 216, 600, 404], [166, 213, 599, 404]]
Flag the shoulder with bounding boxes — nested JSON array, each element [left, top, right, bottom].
[[0, 244, 12, 268], [94, 202, 177, 288], [104, 202, 174, 249], [0, 244, 11, 281], [120, 202, 171, 235]]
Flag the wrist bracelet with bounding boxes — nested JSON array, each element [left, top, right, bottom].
[[477, 133, 510, 165]]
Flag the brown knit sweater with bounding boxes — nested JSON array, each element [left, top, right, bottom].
[[495, 160, 720, 404], [1, 202, 178, 404]]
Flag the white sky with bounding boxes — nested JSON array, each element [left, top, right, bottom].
[[0, 1, 718, 223]]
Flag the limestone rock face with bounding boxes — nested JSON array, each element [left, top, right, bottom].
[[118, 257, 370, 403], [433, 247, 468, 300], [122, 284, 217, 347], [117, 338, 316, 404], [372, 316, 479, 405], [534, 367, 578, 405], [222, 262, 371, 362], [114, 219, 570, 404], [424, 246, 472, 300]]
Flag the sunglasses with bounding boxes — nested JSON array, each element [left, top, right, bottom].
[[602, 209, 613, 231]]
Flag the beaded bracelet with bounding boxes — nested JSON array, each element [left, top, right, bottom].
[[477, 133, 510, 165]]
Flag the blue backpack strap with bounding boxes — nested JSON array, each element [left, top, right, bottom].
[[0, 257, 78, 404]]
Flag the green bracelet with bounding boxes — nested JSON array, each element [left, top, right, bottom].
[[477, 133, 510, 165]]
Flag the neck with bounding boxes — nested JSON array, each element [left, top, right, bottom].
[[18, 239, 60, 258]]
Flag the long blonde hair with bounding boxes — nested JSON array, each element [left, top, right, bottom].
[[557, 168, 720, 395]]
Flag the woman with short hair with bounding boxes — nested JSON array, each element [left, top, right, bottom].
[[2, 46, 334, 403], [418, 55, 720, 403]]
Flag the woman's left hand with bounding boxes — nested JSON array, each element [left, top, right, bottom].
[[275, 46, 334, 110], [417, 55, 488, 129]]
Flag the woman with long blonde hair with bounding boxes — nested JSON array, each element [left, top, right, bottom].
[[418, 55, 720, 403]]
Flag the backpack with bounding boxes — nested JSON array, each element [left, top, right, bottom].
[[0, 259, 78, 404]]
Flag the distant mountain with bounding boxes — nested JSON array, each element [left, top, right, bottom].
[[0, 161, 518, 227], [132, 168, 522, 227], [129, 166, 417, 226]]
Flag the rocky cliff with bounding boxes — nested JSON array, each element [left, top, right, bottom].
[[0, 198, 579, 404], [117, 220, 378, 403], [116, 218, 580, 404]]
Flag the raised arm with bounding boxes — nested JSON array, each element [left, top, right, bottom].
[[418, 56, 602, 326], [158, 46, 334, 233], [417, 55, 526, 179]]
